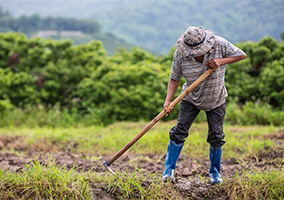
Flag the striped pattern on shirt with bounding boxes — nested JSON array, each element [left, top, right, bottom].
[[170, 36, 246, 111]]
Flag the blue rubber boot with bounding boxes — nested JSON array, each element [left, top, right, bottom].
[[209, 146, 223, 184], [162, 140, 184, 181]]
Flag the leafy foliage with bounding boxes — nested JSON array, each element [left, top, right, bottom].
[[0, 32, 283, 125], [226, 37, 284, 109]]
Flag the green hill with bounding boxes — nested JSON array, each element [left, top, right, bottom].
[[0, 8, 133, 55]]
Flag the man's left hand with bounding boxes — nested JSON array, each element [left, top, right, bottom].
[[206, 58, 221, 69], [206, 55, 247, 69]]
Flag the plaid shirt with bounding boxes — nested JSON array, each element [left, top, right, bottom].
[[170, 36, 246, 111]]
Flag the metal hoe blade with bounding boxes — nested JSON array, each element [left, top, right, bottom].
[[103, 160, 116, 175]]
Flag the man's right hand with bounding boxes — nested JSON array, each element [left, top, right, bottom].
[[163, 100, 174, 116], [164, 78, 179, 116]]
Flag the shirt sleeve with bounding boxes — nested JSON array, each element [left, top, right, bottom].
[[225, 42, 246, 57], [170, 50, 182, 81], [217, 36, 246, 58]]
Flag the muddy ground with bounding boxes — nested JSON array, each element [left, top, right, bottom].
[[0, 130, 284, 199]]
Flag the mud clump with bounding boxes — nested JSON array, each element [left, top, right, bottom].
[[0, 135, 27, 151]]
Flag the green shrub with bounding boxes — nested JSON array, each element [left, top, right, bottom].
[[225, 101, 284, 126], [0, 32, 283, 125]]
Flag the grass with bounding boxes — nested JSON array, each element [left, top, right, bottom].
[[0, 157, 92, 199], [0, 121, 283, 199], [0, 121, 281, 159], [99, 169, 182, 199], [0, 158, 183, 200], [223, 167, 284, 199], [1, 157, 283, 199]]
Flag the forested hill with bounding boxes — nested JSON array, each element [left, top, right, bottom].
[[0, 0, 284, 55], [0, 8, 133, 55]]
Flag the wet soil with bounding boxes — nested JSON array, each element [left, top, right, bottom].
[[1, 130, 284, 199]]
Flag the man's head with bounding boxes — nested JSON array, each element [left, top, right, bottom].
[[176, 26, 215, 57]]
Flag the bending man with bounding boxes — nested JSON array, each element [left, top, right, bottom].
[[162, 26, 246, 184]]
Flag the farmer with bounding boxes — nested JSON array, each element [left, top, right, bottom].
[[162, 26, 246, 184]]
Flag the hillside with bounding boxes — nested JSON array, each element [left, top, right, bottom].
[[0, 9, 133, 55], [0, 0, 283, 55]]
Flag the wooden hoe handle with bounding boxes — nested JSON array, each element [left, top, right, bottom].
[[103, 68, 216, 173]]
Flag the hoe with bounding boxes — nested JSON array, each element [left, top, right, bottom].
[[103, 68, 216, 174]]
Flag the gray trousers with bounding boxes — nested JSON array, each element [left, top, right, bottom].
[[169, 100, 226, 147]]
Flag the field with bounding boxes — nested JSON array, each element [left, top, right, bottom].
[[0, 120, 284, 199]]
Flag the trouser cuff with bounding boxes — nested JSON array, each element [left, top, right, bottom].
[[210, 145, 222, 150]]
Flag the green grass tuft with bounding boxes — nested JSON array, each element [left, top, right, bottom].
[[89, 169, 183, 200], [0, 157, 92, 199], [223, 168, 284, 199]]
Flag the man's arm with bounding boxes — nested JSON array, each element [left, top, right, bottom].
[[164, 78, 180, 116], [206, 54, 246, 69]]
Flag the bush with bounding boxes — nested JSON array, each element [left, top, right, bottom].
[[0, 32, 283, 126], [225, 101, 284, 126]]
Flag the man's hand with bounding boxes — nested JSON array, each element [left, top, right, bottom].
[[163, 78, 179, 116], [163, 100, 174, 116], [206, 55, 246, 69], [206, 58, 221, 69]]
